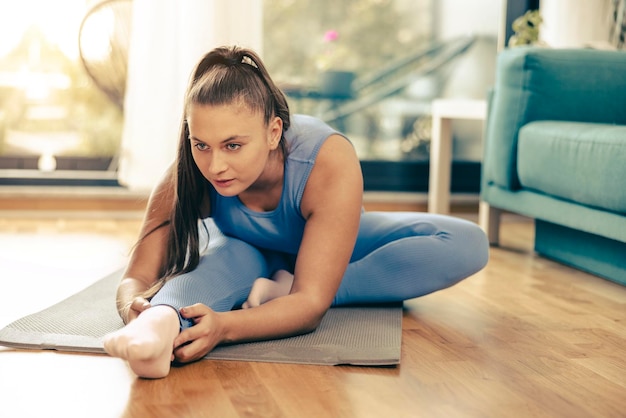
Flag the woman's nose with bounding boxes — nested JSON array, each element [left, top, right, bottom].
[[208, 152, 227, 174]]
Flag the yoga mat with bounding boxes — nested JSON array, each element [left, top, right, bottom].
[[0, 269, 402, 366]]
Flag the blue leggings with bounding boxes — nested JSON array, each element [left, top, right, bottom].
[[150, 212, 489, 327]]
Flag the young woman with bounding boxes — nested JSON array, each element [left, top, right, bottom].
[[103, 46, 489, 378]]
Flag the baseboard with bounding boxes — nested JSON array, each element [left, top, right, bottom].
[[361, 160, 481, 193], [0, 186, 148, 214], [0, 187, 480, 217]]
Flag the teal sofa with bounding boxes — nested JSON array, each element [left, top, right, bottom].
[[479, 47, 626, 285]]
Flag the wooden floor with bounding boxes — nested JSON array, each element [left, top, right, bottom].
[[1, 213, 625, 418]]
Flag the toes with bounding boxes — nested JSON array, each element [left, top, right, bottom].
[[272, 270, 294, 284], [243, 296, 261, 309], [246, 277, 272, 305]]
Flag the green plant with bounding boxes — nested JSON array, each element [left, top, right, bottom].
[[610, 0, 625, 49], [508, 10, 543, 47]]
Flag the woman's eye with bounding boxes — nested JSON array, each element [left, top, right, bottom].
[[194, 143, 208, 151], [226, 143, 241, 151]]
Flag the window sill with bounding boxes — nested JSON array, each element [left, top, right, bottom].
[[0, 169, 121, 187], [0, 184, 149, 217]]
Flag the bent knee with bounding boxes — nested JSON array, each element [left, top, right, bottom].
[[452, 221, 489, 278]]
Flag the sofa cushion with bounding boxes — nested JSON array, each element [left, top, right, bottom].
[[517, 121, 626, 213]]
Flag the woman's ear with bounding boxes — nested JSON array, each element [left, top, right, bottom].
[[268, 116, 283, 150]]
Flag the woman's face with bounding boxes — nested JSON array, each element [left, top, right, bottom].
[[187, 103, 282, 197]]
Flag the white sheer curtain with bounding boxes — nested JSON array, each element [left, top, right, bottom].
[[118, 0, 262, 192]]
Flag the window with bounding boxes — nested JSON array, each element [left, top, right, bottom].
[[0, 0, 126, 185], [263, 0, 479, 192]]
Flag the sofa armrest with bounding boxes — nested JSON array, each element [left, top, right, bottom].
[[482, 47, 626, 191]]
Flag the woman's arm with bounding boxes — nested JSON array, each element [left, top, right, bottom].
[[116, 167, 176, 323], [173, 134, 363, 361]]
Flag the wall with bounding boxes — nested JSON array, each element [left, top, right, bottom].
[[435, 0, 502, 40], [433, 0, 502, 161]]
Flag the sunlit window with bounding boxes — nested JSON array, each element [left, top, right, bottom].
[[0, 0, 125, 175], [262, 0, 485, 193], [263, 0, 435, 162]]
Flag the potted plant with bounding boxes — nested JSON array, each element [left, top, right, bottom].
[[316, 30, 355, 99]]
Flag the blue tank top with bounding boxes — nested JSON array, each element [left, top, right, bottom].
[[208, 114, 341, 254]]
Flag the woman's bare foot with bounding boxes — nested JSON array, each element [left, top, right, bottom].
[[242, 269, 294, 309], [103, 305, 180, 379]]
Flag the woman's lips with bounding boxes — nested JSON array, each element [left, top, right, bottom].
[[214, 178, 234, 188]]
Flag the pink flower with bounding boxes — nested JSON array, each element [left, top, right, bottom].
[[323, 30, 339, 43]]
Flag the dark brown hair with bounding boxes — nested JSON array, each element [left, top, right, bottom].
[[158, 46, 291, 282]]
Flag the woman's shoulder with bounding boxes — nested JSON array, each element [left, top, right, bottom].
[[299, 132, 363, 219], [288, 114, 335, 136], [286, 114, 347, 157]]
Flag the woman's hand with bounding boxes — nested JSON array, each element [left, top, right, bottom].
[[121, 297, 151, 324], [173, 303, 225, 363]]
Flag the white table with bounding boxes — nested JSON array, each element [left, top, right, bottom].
[[428, 98, 487, 214]]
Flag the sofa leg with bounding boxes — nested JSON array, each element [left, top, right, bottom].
[[479, 201, 501, 245]]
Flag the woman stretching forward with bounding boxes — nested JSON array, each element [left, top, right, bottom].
[[103, 46, 489, 378]]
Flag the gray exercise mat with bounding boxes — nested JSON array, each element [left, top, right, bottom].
[[0, 269, 402, 366]]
